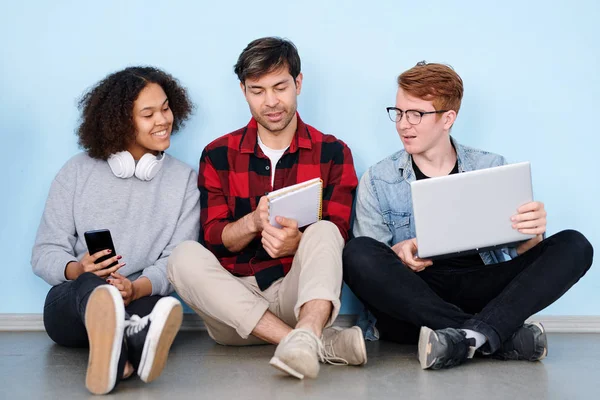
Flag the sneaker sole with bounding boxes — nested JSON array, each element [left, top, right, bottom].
[[348, 326, 368, 366], [418, 326, 438, 370], [85, 285, 124, 395], [137, 297, 183, 383], [531, 322, 548, 361], [269, 356, 305, 379]]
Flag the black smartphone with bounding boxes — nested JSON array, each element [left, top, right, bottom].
[[84, 229, 118, 268]]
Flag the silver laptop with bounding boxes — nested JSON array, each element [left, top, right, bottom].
[[411, 162, 535, 259]]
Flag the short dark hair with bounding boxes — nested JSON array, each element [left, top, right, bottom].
[[233, 37, 301, 84], [77, 66, 193, 160]]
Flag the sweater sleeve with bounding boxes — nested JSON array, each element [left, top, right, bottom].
[[31, 174, 78, 286], [140, 169, 200, 296]]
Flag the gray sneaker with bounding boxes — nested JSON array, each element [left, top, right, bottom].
[[270, 329, 322, 379], [493, 322, 548, 361], [418, 326, 476, 370], [321, 326, 367, 366]]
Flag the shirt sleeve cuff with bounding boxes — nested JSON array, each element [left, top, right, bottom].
[[205, 219, 231, 248], [140, 265, 172, 296], [50, 254, 78, 286]]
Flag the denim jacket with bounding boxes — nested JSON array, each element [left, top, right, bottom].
[[353, 136, 519, 340]]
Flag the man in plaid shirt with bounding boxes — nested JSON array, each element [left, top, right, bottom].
[[168, 37, 366, 379]]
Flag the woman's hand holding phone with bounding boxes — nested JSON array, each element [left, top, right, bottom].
[[82, 249, 125, 277], [65, 249, 125, 280]]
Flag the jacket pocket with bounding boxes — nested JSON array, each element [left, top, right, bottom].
[[382, 211, 411, 242]]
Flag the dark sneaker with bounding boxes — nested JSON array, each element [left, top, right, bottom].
[[124, 297, 183, 383], [84, 285, 126, 395], [494, 322, 548, 361], [418, 326, 476, 370]]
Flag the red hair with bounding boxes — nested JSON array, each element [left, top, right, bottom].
[[398, 61, 464, 115]]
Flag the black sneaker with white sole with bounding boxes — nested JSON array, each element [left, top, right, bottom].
[[124, 296, 183, 383], [84, 285, 127, 395], [493, 322, 548, 361], [418, 326, 476, 370]]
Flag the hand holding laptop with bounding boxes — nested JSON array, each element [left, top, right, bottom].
[[395, 195, 547, 270], [511, 201, 547, 235], [392, 238, 433, 272], [411, 162, 537, 259], [511, 201, 547, 255]]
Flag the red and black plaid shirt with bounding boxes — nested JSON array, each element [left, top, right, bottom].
[[199, 114, 358, 289]]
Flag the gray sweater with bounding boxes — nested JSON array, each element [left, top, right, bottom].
[[31, 153, 200, 296]]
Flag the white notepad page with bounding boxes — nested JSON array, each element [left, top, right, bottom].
[[267, 178, 323, 229]]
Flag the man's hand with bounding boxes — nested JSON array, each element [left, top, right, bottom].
[[65, 250, 125, 280], [261, 216, 302, 259], [107, 271, 135, 306], [513, 201, 546, 255], [250, 196, 270, 233], [222, 196, 270, 253], [391, 238, 433, 272]]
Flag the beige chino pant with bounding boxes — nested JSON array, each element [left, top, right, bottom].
[[168, 220, 344, 345]]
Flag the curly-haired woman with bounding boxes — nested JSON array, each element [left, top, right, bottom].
[[31, 66, 200, 395]]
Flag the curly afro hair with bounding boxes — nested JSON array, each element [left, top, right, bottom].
[[77, 66, 193, 160]]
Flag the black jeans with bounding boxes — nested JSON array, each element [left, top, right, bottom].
[[44, 272, 162, 347], [343, 230, 593, 353]]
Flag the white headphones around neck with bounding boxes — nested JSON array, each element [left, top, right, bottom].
[[107, 151, 165, 181]]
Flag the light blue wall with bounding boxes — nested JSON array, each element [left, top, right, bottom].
[[1, 1, 598, 315]]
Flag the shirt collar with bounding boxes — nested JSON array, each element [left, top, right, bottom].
[[397, 135, 465, 178], [239, 112, 312, 155]]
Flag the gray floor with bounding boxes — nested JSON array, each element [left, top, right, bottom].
[[1, 331, 599, 399]]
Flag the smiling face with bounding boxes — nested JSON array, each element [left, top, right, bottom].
[[395, 88, 456, 155], [242, 66, 302, 137], [127, 83, 174, 160]]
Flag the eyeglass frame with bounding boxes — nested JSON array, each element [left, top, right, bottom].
[[386, 107, 449, 125]]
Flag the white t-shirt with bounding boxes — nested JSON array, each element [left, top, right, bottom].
[[257, 134, 289, 188]]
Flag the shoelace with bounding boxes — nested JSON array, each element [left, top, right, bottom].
[[285, 329, 348, 366], [321, 343, 349, 366], [125, 314, 150, 336]]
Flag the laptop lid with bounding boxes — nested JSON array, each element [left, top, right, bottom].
[[410, 161, 535, 259]]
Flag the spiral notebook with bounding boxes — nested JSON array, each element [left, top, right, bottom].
[[267, 178, 323, 229]]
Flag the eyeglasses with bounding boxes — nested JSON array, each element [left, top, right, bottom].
[[386, 107, 449, 125]]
